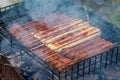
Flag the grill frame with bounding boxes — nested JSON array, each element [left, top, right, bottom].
[[0, 2, 120, 80]]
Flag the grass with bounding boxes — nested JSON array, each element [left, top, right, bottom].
[[110, 10, 120, 28]]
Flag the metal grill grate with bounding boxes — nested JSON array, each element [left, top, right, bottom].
[[0, 2, 120, 80]]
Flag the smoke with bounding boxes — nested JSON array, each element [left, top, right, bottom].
[[24, 0, 64, 19], [24, 0, 86, 20], [1, 0, 120, 80]]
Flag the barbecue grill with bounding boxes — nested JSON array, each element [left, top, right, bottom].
[[0, 1, 120, 80]]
